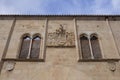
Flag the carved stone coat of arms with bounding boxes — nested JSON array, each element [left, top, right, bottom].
[[47, 25, 75, 47]]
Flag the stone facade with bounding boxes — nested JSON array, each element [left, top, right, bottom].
[[0, 15, 120, 80]]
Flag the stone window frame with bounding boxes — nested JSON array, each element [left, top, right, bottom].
[[79, 33, 103, 61], [30, 33, 41, 59], [80, 33, 92, 59], [90, 33, 102, 59], [16, 33, 44, 61], [18, 34, 31, 59]]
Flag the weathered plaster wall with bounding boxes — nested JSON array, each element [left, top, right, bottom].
[[109, 17, 120, 56], [0, 16, 120, 80], [1, 60, 120, 80], [5, 17, 46, 59], [0, 17, 14, 60], [76, 17, 119, 59]]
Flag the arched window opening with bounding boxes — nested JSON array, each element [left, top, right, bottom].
[[30, 36, 41, 59], [80, 34, 91, 59], [19, 36, 31, 59], [90, 34, 102, 59]]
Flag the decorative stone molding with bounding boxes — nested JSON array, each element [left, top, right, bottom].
[[47, 25, 75, 47]]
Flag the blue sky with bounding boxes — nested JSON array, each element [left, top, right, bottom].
[[0, 0, 120, 15]]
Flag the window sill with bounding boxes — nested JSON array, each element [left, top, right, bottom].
[[78, 58, 120, 62], [2, 58, 45, 62], [47, 46, 75, 48]]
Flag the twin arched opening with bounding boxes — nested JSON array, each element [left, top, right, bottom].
[[80, 33, 102, 59], [19, 34, 41, 59]]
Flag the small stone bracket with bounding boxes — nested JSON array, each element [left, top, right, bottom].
[[5, 61, 16, 71], [108, 61, 116, 72]]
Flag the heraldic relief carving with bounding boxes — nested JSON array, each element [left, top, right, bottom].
[[47, 25, 75, 47]]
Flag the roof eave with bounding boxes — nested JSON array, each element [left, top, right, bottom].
[[0, 14, 120, 17]]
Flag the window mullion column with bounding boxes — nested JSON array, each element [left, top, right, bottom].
[[27, 37, 32, 59], [88, 36, 94, 59]]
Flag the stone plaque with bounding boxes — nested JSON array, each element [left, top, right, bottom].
[[47, 25, 75, 47]]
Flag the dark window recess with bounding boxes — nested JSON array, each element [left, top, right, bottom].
[[80, 35, 92, 59], [19, 36, 31, 59], [30, 36, 41, 59], [91, 36, 102, 59]]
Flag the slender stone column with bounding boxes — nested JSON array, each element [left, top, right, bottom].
[[41, 18, 48, 61], [74, 18, 81, 60]]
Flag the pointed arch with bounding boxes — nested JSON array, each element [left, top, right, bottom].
[[19, 35, 31, 59], [90, 33, 102, 59], [30, 35, 41, 59], [80, 34, 91, 59]]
